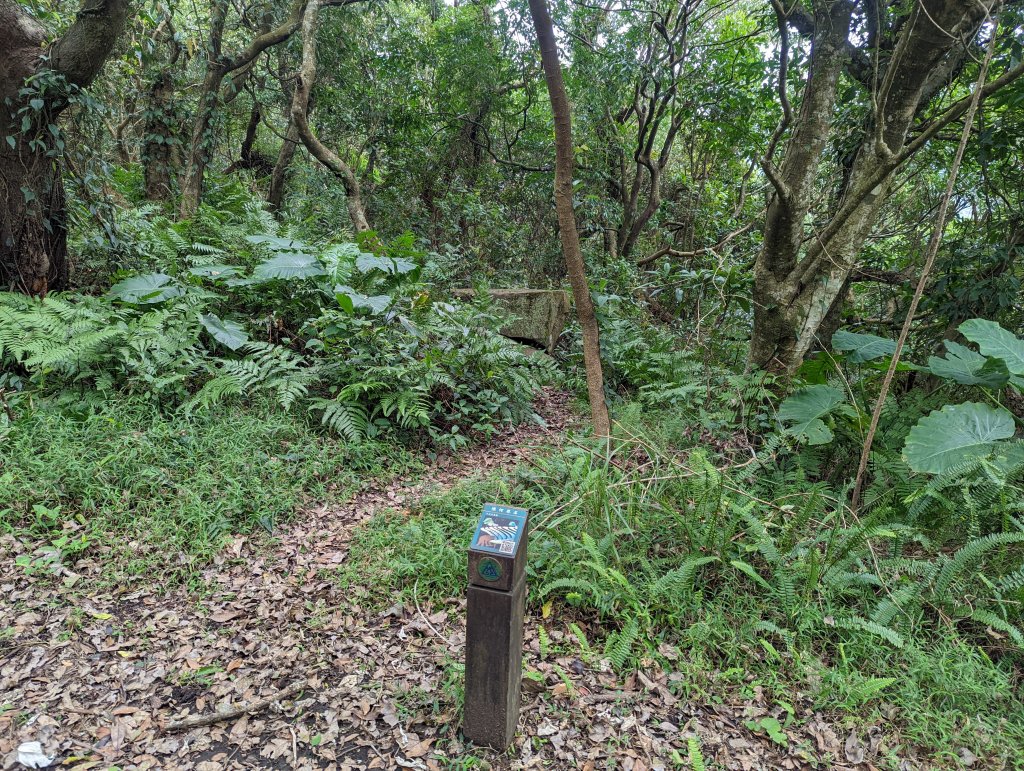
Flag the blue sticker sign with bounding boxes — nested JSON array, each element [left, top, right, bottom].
[[470, 503, 527, 557]]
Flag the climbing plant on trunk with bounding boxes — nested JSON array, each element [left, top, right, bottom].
[[750, 0, 1024, 375], [0, 0, 132, 294]]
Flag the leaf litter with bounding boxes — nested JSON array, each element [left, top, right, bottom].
[[2, 389, 909, 769]]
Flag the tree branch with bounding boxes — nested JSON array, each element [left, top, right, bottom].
[[48, 0, 133, 88], [638, 221, 754, 266], [165, 680, 308, 732], [851, 23, 998, 510]]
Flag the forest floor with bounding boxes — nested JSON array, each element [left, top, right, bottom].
[[3, 390, 899, 771]]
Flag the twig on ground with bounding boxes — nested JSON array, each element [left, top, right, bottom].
[[164, 679, 308, 732], [582, 691, 639, 703], [413, 578, 447, 644]]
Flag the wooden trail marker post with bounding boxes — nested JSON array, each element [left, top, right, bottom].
[[464, 503, 529, 749]]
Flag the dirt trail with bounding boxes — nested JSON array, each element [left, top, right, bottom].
[[3, 390, 882, 770]]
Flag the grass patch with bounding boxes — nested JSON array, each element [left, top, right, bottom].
[[338, 406, 1024, 767], [0, 398, 413, 582], [338, 479, 506, 606]]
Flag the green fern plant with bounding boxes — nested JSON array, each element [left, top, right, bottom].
[[187, 342, 317, 413]]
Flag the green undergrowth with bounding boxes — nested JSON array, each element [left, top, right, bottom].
[[0, 398, 412, 584], [339, 406, 1024, 768]]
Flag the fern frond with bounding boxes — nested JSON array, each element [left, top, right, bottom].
[[834, 615, 905, 649]]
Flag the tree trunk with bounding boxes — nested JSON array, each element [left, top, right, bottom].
[[178, 0, 313, 219], [0, 0, 131, 293], [528, 0, 610, 438], [749, 0, 1018, 375], [143, 69, 179, 202], [292, 0, 371, 233], [239, 105, 262, 169], [268, 119, 300, 213], [179, 0, 228, 219]]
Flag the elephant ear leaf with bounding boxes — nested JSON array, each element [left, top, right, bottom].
[[959, 318, 1024, 387], [778, 385, 845, 445], [200, 313, 249, 351], [832, 329, 897, 364], [927, 340, 1010, 387], [253, 251, 326, 280], [903, 402, 1015, 473], [108, 273, 183, 304]]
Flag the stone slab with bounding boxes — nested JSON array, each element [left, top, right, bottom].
[[453, 289, 570, 353]]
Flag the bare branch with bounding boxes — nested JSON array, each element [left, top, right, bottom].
[[638, 221, 754, 266]]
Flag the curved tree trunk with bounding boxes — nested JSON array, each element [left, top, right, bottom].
[[291, 0, 371, 233], [528, 0, 610, 438], [0, 0, 131, 294], [178, 0, 312, 219]]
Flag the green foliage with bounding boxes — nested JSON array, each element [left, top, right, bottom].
[[686, 737, 706, 771], [8, 2, 1024, 761], [0, 399, 392, 581], [199, 313, 249, 351], [188, 342, 315, 413], [1, 198, 553, 447], [108, 272, 184, 304], [831, 329, 897, 364], [341, 402, 1024, 761], [336, 480, 491, 602], [0, 291, 208, 403], [960, 318, 1024, 386], [777, 385, 847, 445], [927, 340, 1010, 387], [903, 402, 1016, 473], [249, 240, 329, 280]]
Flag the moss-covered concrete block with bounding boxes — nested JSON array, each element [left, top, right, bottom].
[[453, 289, 570, 353]]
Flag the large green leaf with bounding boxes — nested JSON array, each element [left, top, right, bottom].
[[960, 319, 1024, 384], [188, 264, 240, 280], [246, 234, 309, 251], [832, 329, 897, 364], [777, 384, 845, 445], [903, 402, 1016, 473], [355, 253, 418, 275], [107, 273, 183, 304], [333, 285, 392, 315], [199, 313, 249, 351], [927, 340, 1010, 387], [355, 253, 392, 273], [253, 252, 326, 280]]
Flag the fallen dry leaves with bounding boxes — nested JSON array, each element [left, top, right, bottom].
[[1, 390, 920, 769]]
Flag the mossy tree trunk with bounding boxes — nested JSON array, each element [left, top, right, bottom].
[[750, 0, 1022, 375], [0, 0, 131, 294]]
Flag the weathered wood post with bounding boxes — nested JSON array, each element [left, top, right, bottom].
[[464, 503, 529, 749]]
